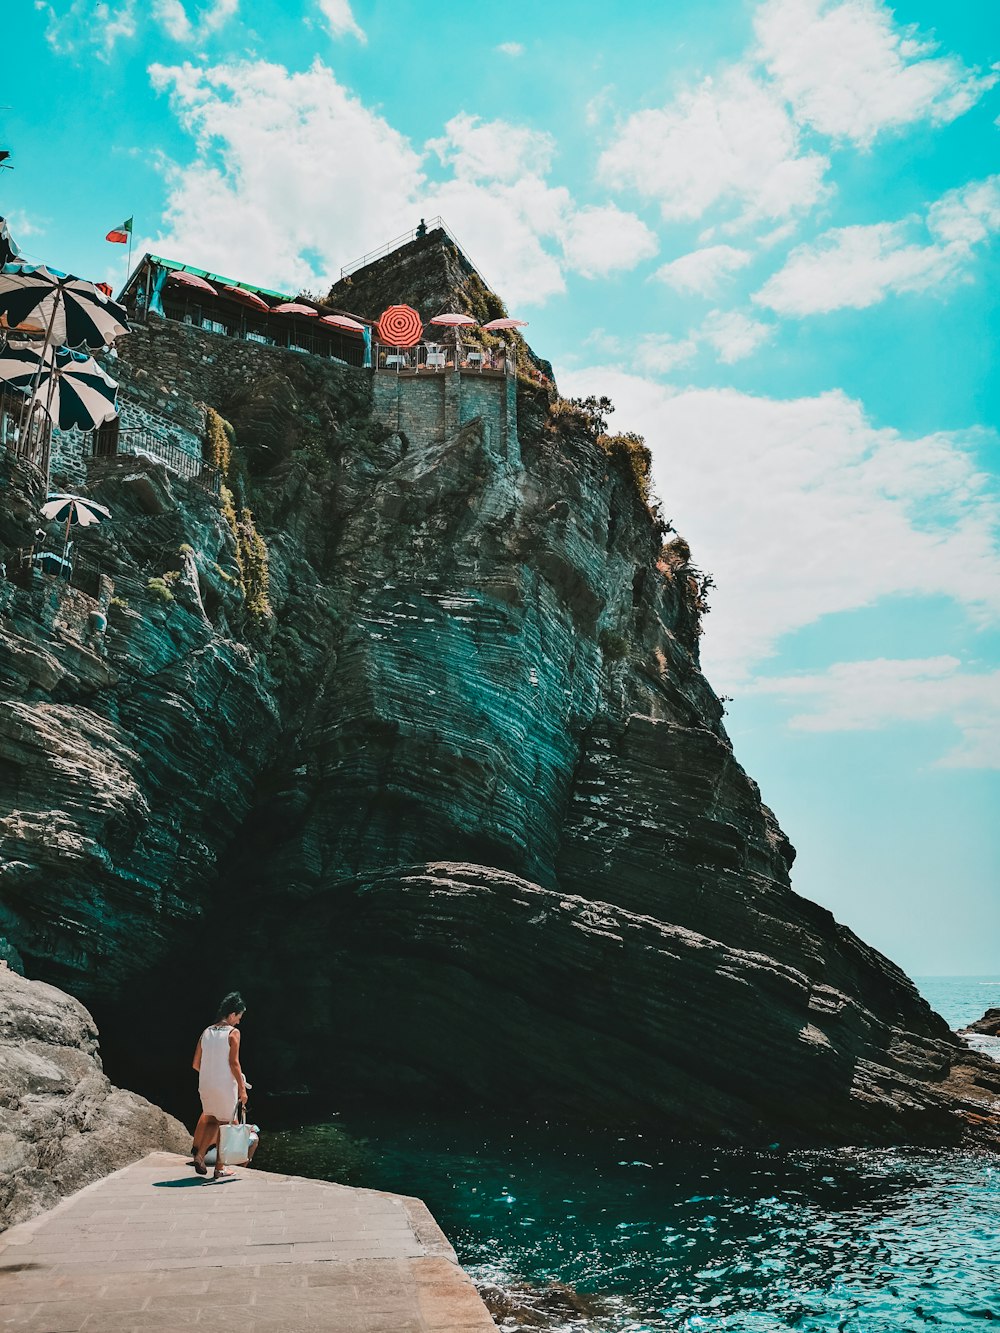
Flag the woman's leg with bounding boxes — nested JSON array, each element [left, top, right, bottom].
[[193, 1114, 216, 1178], [192, 1115, 216, 1174]]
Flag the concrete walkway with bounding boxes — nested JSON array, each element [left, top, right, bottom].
[[0, 1151, 496, 1331]]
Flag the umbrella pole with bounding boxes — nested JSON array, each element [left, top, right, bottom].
[[22, 289, 61, 445], [36, 358, 59, 480], [62, 510, 71, 569]]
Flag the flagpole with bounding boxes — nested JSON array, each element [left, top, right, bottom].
[[125, 224, 133, 294]]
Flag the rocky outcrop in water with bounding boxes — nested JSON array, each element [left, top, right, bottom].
[[962, 1008, 1000, 1037], [0, 964, 188, 1231], [1, 234, 998, 1147]]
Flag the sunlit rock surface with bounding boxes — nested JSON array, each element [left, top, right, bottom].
[[0, 965, 188, 1231]]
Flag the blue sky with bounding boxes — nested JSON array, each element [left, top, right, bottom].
[[5, 0, 999, 975]]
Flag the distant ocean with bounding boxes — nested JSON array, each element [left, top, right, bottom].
[[914, 974, 1000, 1030]]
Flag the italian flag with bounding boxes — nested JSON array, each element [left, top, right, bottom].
[[106, 217, 133, 244]]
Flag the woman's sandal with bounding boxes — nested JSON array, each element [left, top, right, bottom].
[[192, 1155, 207, 1176], [212, 1167, 236, 1180]]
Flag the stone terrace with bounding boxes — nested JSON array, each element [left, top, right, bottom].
[[0, 1152, 494, 1332]]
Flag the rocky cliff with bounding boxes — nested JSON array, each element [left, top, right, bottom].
[[0, 964, 188, 1231], [1, 237, 997, 1147]]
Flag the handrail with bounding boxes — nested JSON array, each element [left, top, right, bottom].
[[338, 216, 494, 292], [92, 427, 221, 495], [375, 342, 512, 374], [339, 217, 448, 278]]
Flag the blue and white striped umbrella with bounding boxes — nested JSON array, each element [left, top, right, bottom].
[[0, 342, 119, 430], [0, 264, 128, 350], [40, 492, 112, 528], [0, 216, 18, 268]]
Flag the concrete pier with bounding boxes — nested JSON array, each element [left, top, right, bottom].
[[0, 1152, 495, 1331]]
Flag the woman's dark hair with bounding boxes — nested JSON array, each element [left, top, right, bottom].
[[216, 991, 246, 1021]]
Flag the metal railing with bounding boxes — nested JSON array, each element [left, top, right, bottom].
[[1, 394, 52, 480], [3, 546, 105, 600], [375, 342, 512, 374], [91, 428, 221, 494], [160, 302, 367, 367], [338, 216, 494, 291]]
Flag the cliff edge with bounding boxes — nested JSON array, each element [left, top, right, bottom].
[[1, 235, 997, 1148]]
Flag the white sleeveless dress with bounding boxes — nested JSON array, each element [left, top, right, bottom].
[[198, 1024, 238, 1121]]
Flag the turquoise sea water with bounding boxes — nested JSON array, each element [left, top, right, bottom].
[[260, 977, 1000, 1332]]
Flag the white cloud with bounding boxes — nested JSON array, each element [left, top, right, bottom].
[[558, 206, 658, 279], [654, 245, 752, 296], [699, 309, 773, 362], [598, 66, 830, 227], [632, 334, 699, 375], [585, 86, 615, 127], [424, 116, 568, 304], [747, 657, 1000, 769], [148, 59, 422, 292], [152, 0, 193, 42], [755, 0, 999, 146], [755, 174, 1000, 315], [597, 308, 773, 375], [316, 0, 365, 42], [556, 372, 1000, 687], [149, 65, 651, 308], [426, 176, 569, 306], [203, 0, 239, 31], [429, 113, 555, 183], [497, 42, 524, 57], [39, 0, 137, 59]]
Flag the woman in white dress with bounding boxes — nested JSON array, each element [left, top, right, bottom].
[[191, 991, 248, 1179]]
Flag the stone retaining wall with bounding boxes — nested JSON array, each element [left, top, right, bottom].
[[372, 369, 518, 461]]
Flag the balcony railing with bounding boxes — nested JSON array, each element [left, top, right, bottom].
[[1, 393, 52, 479], [375, 343, 513, 374], [92, 427, 221, 494], [158, 303, 367, 367], [338, 216, 494, 292]]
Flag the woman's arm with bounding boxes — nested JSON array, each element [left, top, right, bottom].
[[192, 1036, 202, 1072], [229, 1028, 247, 1103]]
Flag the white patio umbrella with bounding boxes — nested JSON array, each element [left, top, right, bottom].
[[41, 492, 112, 527], [0, 264, 129, 350], [429, 313, 477, 327], [0, 343, 118, 430], [40, 491, 112, 564], [0, 216, 19, 267]]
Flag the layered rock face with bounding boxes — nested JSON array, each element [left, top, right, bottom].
[[1, 243, 998, 1147], [0, 964, 188, 1231]]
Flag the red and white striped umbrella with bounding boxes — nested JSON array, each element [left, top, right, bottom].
[[430, 313, 477, 327], [321, 314, 366, 333], [376, 304, 423, 347], [273, 302, 318, 316], [482, 317, 528, 330], [169, 270, 217, 294]]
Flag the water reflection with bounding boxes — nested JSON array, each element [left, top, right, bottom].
[[260, 1113, 1000, 1331]]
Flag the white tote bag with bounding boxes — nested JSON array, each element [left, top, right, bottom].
[[218, 1104, 255, 1166]]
